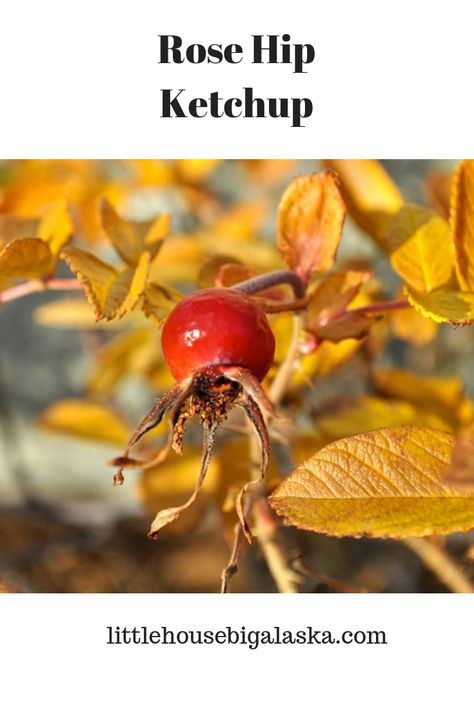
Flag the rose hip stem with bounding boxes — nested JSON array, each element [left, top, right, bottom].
[[232, 269, 307, 300]]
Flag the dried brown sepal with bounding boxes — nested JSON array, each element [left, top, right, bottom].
[[235, 394, 271, 544], [148, 421, 218, 539]]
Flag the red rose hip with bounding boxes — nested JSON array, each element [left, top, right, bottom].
[[161, 288, 275, 382]]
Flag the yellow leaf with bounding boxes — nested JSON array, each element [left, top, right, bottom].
[[38, 199, 73, 258], [142, 282, 183, 328], [38, 399, 129, 445], [373, 368, 464, 415], [100, 199, 170, 265], [115, 251, 151, 319], [33, 298, 133, 329], [86, 327, 159, 396], [406, 285, 474, 325], [61, 246, 150, 321], [271, 426, 474, 538], [0, 238, 53, 287], [387, 205, 453, 292], [276, 171, 346, 282], [316, 396, 453, 440], [390, 293, 438, 345], [324, 159, 404, 243], [211, 200, 267, 242], [175, 159, 221, 183], [296, 337, 361, 383]]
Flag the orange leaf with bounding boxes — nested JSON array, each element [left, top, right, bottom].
[[0, 214, 38, 246], [277, 171, 346, 282], [425, 171, 452, 220], [324, 159, 404, 243], [308, 312, 375, 342], [443, 423, 474, 490], [307, 270, 371, 328], [0, 238, 54, 287], [450, 159, 474, 291]]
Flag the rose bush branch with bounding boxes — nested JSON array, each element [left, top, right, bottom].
[[0, 278, 83, 304]]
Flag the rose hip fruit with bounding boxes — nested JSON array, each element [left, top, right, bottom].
[[161, 288, 276, 382]]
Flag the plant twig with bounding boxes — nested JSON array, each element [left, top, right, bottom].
[[269, 313, 303, 405], [221, 523, 246, 593], [254, 498, 302, 593], [405, 537, 474, 593], [349, 299, 410, 317], [0, 278, 83, 304], [292, 559, 369, 593]]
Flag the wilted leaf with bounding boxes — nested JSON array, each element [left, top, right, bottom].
[[0, 238, 54, 287], [100, 199, 170, 266], [61, 246, 150, 321], [271, 426, 474, 538], [324, 160, 403, 243], [277, 171, 346, 282], [450, 160, 474, 291], [406, 286, 474, 325], [142, 282, 183, 327], [38, 399, 130, 445], [386, 205, 453, 292]]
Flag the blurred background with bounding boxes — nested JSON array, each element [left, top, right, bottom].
[[1, 158, 473, 593]]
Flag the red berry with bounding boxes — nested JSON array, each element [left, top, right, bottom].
[[161, 288, 275, 382]]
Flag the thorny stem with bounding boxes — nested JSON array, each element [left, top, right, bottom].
[[233, 269, 307, 300], [405, 537, 474, 593], [0, 278, 83, 304]]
